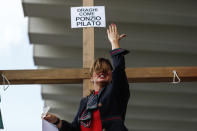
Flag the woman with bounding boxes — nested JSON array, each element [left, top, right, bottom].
[[43, 23, 130, 131]]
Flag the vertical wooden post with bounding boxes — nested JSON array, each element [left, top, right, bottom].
[[83, 0, 94, 97]]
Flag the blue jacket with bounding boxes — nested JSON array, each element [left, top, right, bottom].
[[59, 48, 130, 131]]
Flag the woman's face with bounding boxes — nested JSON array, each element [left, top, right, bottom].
[[91, 70, 112, 84]]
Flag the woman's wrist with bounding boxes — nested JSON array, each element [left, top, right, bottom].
[[112, 42, 120, 50], [53, 118, 60, 125], [56, 120, 62, 129], [53, 117, 62, 129]]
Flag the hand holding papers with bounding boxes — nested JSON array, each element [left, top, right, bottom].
[[42, 106, 58, 131]]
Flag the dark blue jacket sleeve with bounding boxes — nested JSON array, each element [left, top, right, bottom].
[[110, 48, 130, 97], [110, 48, 130, 121], [59, 98, 85, 131]]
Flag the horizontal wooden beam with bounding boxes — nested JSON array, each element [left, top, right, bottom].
[[0, 67, 197, 85], [126, 66, 197, 83], [0, 68, 90, 85]]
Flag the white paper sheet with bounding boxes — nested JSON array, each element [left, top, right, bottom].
[[42, 119, 58, 131]]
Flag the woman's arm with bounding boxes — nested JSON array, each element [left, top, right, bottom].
[[43, 113, 79, 131], [43, 98, 86, 131], [107, 23, 130, 98], [107, 24, 130, 121], [107, 23, 128, 70]]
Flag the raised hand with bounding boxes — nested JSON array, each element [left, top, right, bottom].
[[107, 23, 126, 49]]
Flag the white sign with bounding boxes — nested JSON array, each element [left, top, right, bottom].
[[71, 6, 106, 28]]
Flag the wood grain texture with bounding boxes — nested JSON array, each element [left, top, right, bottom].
[[0, 67, 197, 85], [83, 0, 94, 97], [126, 66, 197, 83], [0, 68, 90, 84]]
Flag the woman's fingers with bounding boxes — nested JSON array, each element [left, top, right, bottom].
[[110, 23, 117, 34], [109, 24, 112, 33], [119, 34, 127, 40], [108, 23, 118, 36], [43, 113, 58, 124], [108, 24, 116, 35], [107, 29, 109, 35], [111, 23, 115, 33], [113, 23, 117, 34], [43, 114, 51, 121]]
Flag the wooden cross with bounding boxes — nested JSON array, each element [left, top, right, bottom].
[[1, 0, 197, 97], [82, 0, 94, 96]]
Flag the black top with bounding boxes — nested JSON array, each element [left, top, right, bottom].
[[59, 48, 130, 131]]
